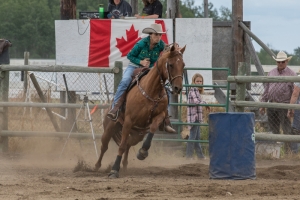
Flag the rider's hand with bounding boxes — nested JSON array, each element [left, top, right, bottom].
[[140, 58, 150, 68]]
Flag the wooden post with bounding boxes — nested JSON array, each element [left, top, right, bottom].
[[114, 61, 123, 94], [22, 52, 29, 100], [60, 0, 76, 20], [167, 0, 180, 18], [232, 0, 244, 76], [166, 0, 180, 131], [29, 73, 60, 132], [60, 91, 68, 131], [204, 0, 208, 18], [60, 0, 77, 131], [235, 62, 247, 112], [231, 0, 244, 100], [245, 34, 264, 76], [130, 0, 138, 17], [65, 91, 77, 132], [0, 71, 9, 152]]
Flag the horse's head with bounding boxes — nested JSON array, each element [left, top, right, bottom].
[[161, 43, 186, 94]]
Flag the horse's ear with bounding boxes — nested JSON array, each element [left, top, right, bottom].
[[180, 45, 186, 54], [170, 44, 176, 52]]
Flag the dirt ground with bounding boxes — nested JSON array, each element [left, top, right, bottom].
[[1, 139, 300, 200]]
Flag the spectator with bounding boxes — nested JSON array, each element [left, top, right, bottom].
[[108, 0, 132, 19], [186, 73, 210, 160], [135, 0, 163, 19], [259, 51, 297, 152], [287, 76, 300, 153]]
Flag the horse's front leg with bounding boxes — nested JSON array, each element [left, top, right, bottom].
[[109, 117, 132, 178], [122, 145, 131, 172], [137, 113, 165, 160]]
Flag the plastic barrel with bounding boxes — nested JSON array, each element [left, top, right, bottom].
[[209, 112, 256, 180]]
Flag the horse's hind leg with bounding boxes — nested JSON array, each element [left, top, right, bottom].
[[95, 130, 112, 171]]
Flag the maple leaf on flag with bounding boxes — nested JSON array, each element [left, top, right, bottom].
[[116, 25, 142, 57]]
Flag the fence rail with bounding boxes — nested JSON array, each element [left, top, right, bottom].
[[229, 62, 300, 143], [0, 65, 120, 73], [0, 61, 123, 152]]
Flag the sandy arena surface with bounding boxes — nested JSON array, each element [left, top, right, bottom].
[[1, 139, 300, 200]]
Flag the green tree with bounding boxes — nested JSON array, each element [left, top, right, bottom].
[[293, 47, 300, 63], [256, 47, 277, 65], [0, 0, 55, 58], [256, 48, 300, 66], [218, 6, 232, 21], [180, 0, 231, 21]]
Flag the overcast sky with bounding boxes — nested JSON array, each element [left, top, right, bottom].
[[193, 0, 300, 54]]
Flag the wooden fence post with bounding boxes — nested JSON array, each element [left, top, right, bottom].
[[114, 61, 123, 94], [235, 62, 247, 112], [0, 71, 9, 152], [22, 52, 29, 100]]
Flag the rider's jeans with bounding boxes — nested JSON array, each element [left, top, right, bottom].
[[112, 65, 136, 108]]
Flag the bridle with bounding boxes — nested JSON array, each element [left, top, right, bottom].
[[165, 51, 184, 85], [157, 50, 184, 95]]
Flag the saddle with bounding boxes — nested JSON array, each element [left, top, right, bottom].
[[127, 67, 150, 91], [109, 67, 150, 122]]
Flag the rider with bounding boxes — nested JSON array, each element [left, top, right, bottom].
[[107, 23, 176, 133]]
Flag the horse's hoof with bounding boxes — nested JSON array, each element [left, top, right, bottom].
[[137, 148, 148, 160], [108, 170, 119, 179], [94, 163, 101, 171]]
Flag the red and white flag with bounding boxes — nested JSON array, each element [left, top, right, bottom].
[[55, 19, 173, 68]]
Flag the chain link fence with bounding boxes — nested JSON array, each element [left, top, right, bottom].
[[8, 70, 115, 134], [240, 68, 300, 155]]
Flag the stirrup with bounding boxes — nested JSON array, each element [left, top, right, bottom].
[[107, 109, 119, 121]]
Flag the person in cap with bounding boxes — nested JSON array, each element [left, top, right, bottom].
[[260, 51, 297, 152], [107, 24, 176, 133], [108, 0, 132, 19], [135, 0, 163, 19]]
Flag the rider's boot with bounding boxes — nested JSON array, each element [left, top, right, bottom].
[[159, 110, 176, 133], [107, 92, 126, 120], [164, 115, 176, 133]]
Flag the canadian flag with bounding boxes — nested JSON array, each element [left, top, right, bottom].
[[55, 19, 173, 68]]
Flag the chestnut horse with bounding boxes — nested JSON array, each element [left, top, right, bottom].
[[95, 44, 186, 178]]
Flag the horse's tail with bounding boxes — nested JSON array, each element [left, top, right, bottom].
[[112, 130, 122, 146]]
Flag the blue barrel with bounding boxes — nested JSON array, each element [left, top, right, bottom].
[[209, 112, 256, 180]]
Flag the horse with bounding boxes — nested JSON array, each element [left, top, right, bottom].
[[95, 44, 186, 178]]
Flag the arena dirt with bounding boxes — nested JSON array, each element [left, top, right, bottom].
[[1, 138, 300, 200]]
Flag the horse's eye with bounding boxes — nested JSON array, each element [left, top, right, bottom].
[[169, 64, 173, 68]]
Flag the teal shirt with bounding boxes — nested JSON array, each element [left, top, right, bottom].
[[127, 36, 165, 68]]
